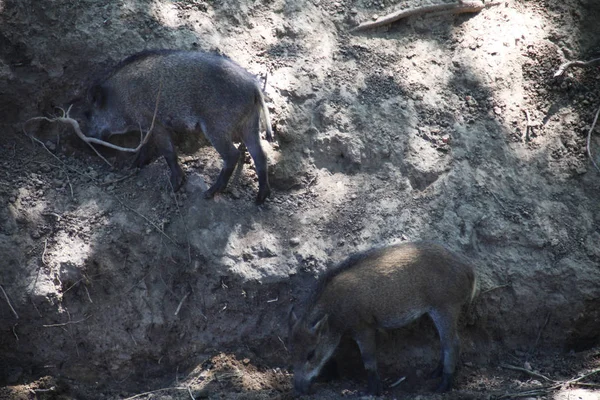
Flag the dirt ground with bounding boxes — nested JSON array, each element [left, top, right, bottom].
[[1, 0, 600, 399]]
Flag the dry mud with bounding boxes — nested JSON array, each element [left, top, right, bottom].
[[0, 0, 599, 399]]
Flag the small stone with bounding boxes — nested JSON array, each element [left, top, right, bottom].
[[465, 95, 478, 107], [372, 14, 379, 20], [289, 237, 301, 246], [350, 194, 358, 200], [494, 106, 502, 115], [243, 358, 250, 365], [45, 141, 56, 151]]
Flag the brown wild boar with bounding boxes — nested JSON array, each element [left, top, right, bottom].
[[288, 241, 476, 395], [82, 50, 273, 204]]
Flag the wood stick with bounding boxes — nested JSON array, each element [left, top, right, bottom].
[[500, 363, 555, 382], [554, 57, 600, 78], [0, 285, 19, 319], [351, 1, 501, 32], [587, 103, 600, 173]]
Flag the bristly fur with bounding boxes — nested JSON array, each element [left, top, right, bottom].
[[93, 49, 181, 89], [309, 246, 388, 308]]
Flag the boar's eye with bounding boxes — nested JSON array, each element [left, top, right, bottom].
[[306, 350, 315, 361]]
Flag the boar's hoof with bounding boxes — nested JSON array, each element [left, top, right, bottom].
[[434, 373, 454, 393], [255, 185, 271, 205], [367, 372, 383, 396], [203, 187, 217, 199], [170, 170, 185, 192], [429, 363, 443, 379]]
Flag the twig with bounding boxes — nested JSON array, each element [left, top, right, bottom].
[[500, 363, 555, 382], [529, 312, 550, 357], [389, 376, 406, 388], [554, 57, 600, 78], [12, 324, 19, 340], [278, 335, 289, 353], [586, 103, 600, 174], [481, 283, 511, 295], [351, 1, 501, 32], [0, 284, 19, 319], [112, 195, 178, 246], [566, 368, 600, 385], [27, 135, 76, 197], [187, 386, 196, 400], [98, 171, 138, 187], [42, 239, 49, 266], [123, 387, 192, 400], [168, 175, 191, 263], [497, 367, 600, 399], [174, 292, 190, 316], [43, 315, 91, 328], [84, 285, 93, 303]]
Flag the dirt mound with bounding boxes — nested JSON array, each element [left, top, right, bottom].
[[1, 0, 599, 398]]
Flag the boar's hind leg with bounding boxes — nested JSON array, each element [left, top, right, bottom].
[[204, 140, 240, 199], [353, 328, 382, 395], [241, 113, 270, 204], [153, 127, 185, 191], [429, 306, 461, 393]]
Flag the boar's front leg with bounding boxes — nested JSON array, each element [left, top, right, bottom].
[[148, 126, 185, 191], [353, 327, 383, 395]]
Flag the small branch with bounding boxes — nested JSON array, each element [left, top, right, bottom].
[[112, 195, 177, 246], [43, 315, 91, 328], [481, 283, 510, 295], [174, 292, 190, 316], [123, 386, 191, 400], [0, 284, 19, 319], [168, 175, 191, 263], [587, 103, 600, 174], [187, 386, 196, 400], [500, 363, 555, 382], [351, 1, 501, 32], [277, 335, 289, 353], [42, 239, 49, 266], [389, 376, 406, 388], [497, 367, 600, 399], [554, 57, 600, 78]]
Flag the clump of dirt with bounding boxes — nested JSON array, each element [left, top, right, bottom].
[[1, 0, 600, 399]]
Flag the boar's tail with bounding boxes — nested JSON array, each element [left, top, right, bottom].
[[256, 87, 273, 142]]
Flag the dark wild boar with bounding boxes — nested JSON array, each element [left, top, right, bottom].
[[288, 241, 476, 395], [84, 50, 273, 204]]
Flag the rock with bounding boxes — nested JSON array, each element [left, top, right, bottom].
[[289, 237, 300, 246]]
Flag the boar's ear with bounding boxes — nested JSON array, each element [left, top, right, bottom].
[[311, 314, 329, 336], [89, 84, 106, 108], [288, 306, 299, 329]]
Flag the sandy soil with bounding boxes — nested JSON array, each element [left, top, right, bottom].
[[0, 0, 599, 399]]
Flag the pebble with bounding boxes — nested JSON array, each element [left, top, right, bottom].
[[372, 14, 379, 20], [45, 141, 56, 151], [289, 237, 301, 246]]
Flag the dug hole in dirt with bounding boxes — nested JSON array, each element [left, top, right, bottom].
[[1, 0, 599, 399]]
